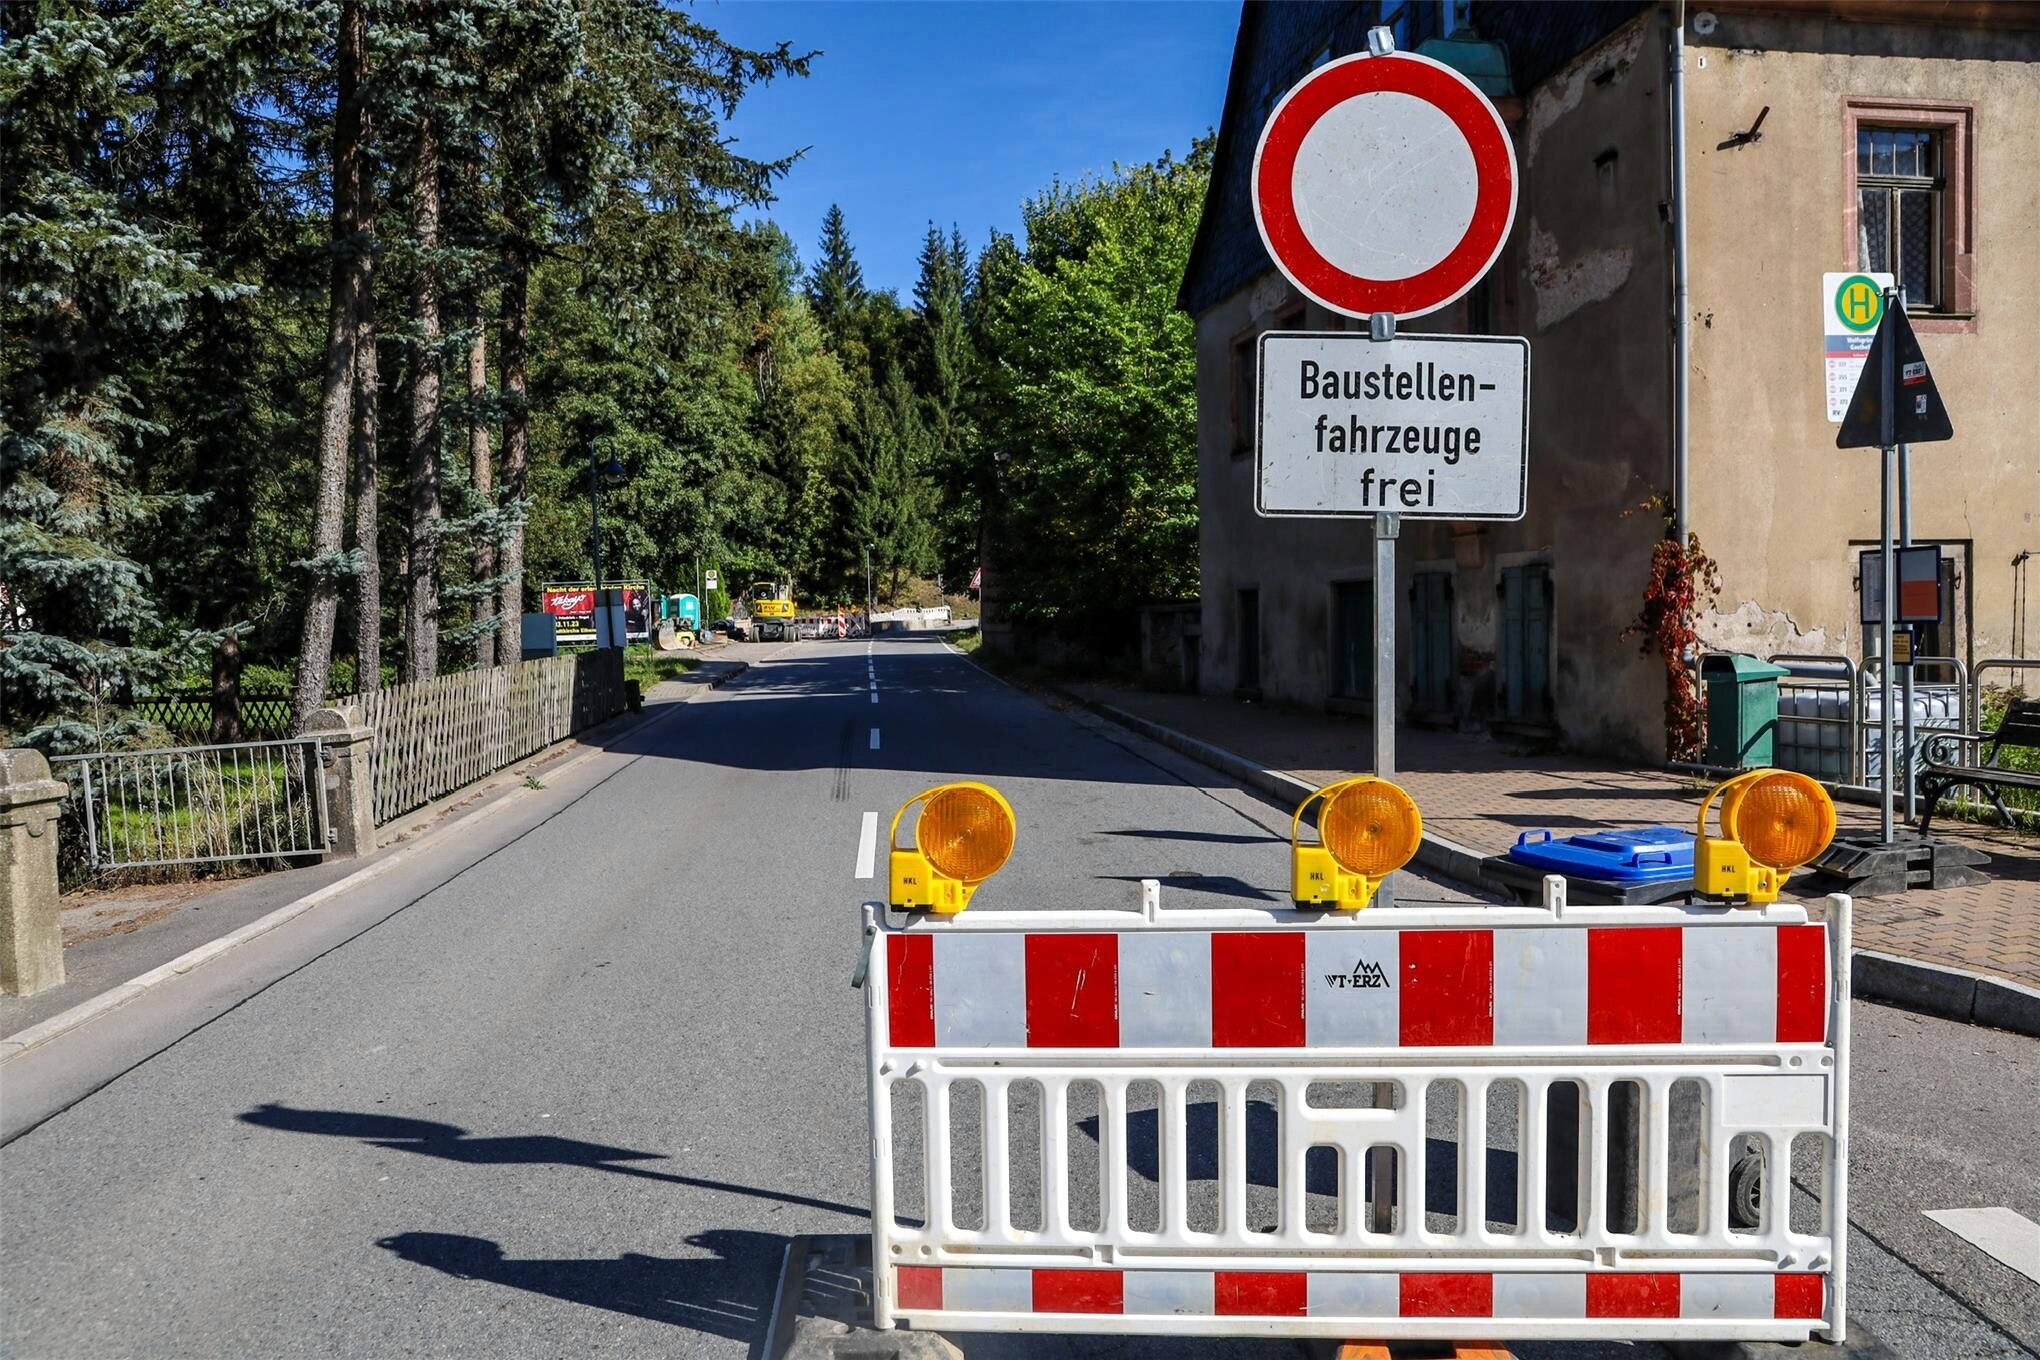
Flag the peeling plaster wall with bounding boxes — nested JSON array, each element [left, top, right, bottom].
[[1684, 13, 2040, 674], [1698, 599, 1846, 661], [1528, 222, 1634, 331]]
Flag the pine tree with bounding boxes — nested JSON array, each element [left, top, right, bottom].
[[290, 0, 374, 730], [483, 0, 806, 639]]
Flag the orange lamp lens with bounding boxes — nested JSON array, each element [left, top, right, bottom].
[[1320, 779, 1422, 878], [918, 785, 1016, 883], [1733, 771, 1835, 869]]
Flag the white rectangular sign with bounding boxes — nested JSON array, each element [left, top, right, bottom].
[[1256, 331, 1528, 521]]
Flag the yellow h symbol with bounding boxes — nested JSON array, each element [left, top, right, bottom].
[[1844, 286, 1876, 322]]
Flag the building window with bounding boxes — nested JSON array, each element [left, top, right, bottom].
[[1845, 100, 1974, 327], [1237, 588, 1262, 692], [1229, 303, 1304, 459], [1228, 330, 1256, 458], [1331, 581, 1373, 701], [1857, 127, 1942, 309]]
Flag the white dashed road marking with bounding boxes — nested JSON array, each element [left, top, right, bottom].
[[854, 811, 879, 880], [870, 728, 881, 751], [1923, 1208, 2040, 1284]]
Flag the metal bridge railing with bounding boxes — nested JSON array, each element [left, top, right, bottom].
[[51, 738, 331, 871]]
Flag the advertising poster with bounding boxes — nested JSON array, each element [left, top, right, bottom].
[[542, 582, 652, 645]]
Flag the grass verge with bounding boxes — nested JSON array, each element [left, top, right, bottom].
[[624, 645, 702, 690]]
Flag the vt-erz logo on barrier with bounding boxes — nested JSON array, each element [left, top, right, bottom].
[[1324, 957, 1390, 989]]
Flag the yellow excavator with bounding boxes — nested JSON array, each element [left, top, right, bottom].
[[745, 579, 795, 641]]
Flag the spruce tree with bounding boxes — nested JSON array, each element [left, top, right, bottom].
[[0, 6, 221, 749], [806, 205, 867, 353]]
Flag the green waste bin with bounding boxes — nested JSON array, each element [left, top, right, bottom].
[[1700, 653, 1790, 768]]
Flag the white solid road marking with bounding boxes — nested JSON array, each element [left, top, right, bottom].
[[870, 728, 881, 750], [1923, 1208, 2040, 1284], [855, 811, 879, 880]]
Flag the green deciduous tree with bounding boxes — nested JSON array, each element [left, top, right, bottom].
[[974, 142, 1210, 644]]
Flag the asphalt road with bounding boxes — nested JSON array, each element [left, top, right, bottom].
[[1, 637, 2033, 1359]]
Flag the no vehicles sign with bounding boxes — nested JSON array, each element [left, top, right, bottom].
[[1256, 331, 1528, 520]]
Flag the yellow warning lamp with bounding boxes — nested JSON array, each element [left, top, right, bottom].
[[1291, 777, 1423, 910], [1695, 768, 1836, 904], [889, 781, 1017, 914]]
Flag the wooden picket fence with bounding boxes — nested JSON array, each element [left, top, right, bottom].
[[336, 650, 626, 825]]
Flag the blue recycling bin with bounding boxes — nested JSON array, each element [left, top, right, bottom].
[[1482, 825, 1697, 905]]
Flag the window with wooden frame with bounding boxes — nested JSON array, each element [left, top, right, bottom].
[[1846, 100, 1975, 328], [1229, 302, 1305, 458]]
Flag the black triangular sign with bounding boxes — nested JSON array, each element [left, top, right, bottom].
[[1837, 303, 1954, 448]]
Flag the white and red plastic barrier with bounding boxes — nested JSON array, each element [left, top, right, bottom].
[[863, 886, 1852, 1345], [883, 921, 1829, 1051]]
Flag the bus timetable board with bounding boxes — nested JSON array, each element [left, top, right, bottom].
[[542, 582, 653, 645]]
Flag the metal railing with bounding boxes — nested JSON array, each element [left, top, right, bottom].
[[1769, 655, 1862, 786], [52, 738, 331, 871], [1766, 653, 1969, 793]]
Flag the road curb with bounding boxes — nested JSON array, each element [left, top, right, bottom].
[[0, 659, 748, 1064], [1068, 690, 2040, 1040], [1853, 949, 2040, 1036]]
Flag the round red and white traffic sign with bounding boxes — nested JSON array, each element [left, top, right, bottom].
[[1253, 50, 1517, 321]]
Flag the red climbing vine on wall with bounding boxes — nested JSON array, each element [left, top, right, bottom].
[[1621, 498, 1722, 762]]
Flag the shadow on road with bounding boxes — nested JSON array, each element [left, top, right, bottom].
[[1096, 873, 1280, 902], [238, 1103, 868, 1218], [1071, 1100, 1521, 1225], [377, 1227, 780, 1351]]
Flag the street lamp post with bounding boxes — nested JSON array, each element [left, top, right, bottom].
[[865, 542, 874, 633], [590, 446, 626, 647]]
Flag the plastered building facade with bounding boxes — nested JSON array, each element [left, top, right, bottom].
[[1181, 0, 2039, 761]]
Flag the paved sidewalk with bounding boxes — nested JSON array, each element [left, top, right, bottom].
[[1069, 683, 2040, 992]]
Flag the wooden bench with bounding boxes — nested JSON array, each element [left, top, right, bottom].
[[1918, 697, 2040, 834]]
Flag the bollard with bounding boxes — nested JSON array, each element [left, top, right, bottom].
[[1, 747, 69, 996], [306, 706, 376, 860]]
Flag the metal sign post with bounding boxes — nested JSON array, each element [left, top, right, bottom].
[[1835, 282, 1953, 847], [1898, 433, 1916, 823], [1877, 287, 1898, 844], [1248, 22, 1524, 928]]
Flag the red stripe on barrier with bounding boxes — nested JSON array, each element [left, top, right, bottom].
[[1399, 1272, 1493, 1317], [1026, 934, 1120, 1048], [1775, 1273, 1825, 1319], [1400, 931, 1494, 1046], [1033, 1268, 1124, 1314], [896, 1265, 944, 1310], [1212, 934, 1306, 1047], [1587, 1272, 1680, 1317], [1588, 927, 1683, 1044], [1215, 1270, 1307, 1316], [887, 934, 935, 1048], [1776, 925, 1828, 1043]]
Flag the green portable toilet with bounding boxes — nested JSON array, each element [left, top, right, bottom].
[[1700, 654, 1790, 768]]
